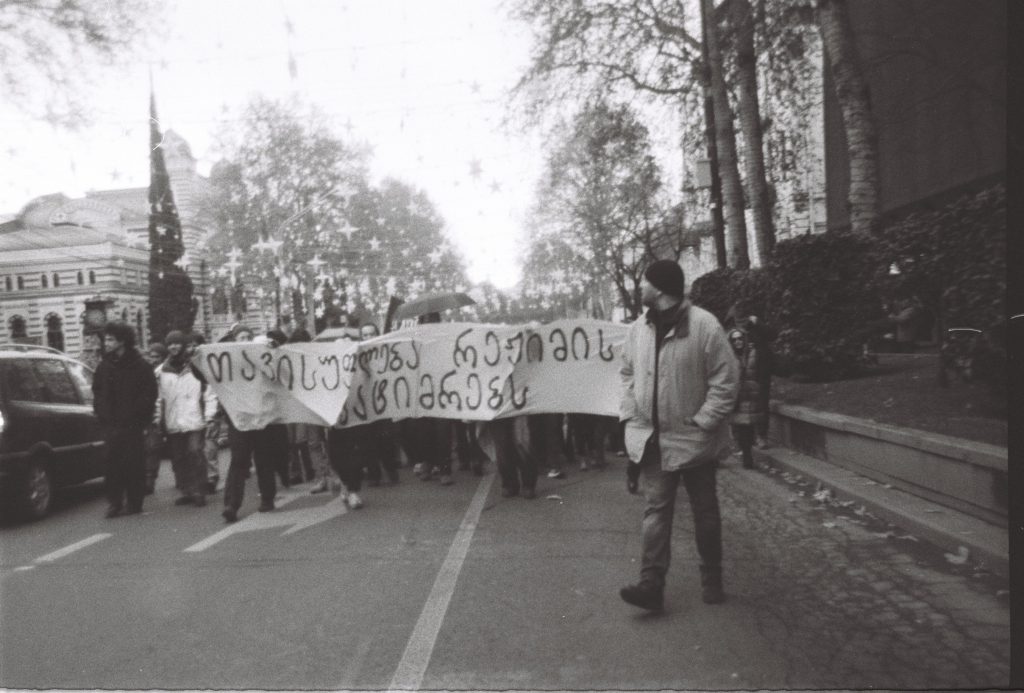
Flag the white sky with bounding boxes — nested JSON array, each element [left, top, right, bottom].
[[0, 0, 550, 289]]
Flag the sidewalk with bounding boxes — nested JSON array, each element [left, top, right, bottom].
[[752, 443, 1009, 577]]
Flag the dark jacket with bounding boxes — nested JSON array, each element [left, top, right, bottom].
[[93, 347, 159, 430]]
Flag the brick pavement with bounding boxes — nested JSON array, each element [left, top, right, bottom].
[[694, 459, 1011, 689]]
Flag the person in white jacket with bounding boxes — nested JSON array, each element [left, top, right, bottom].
[[157, 330, 217, 507]]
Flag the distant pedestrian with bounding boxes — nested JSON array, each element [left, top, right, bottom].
[[726, 327, 768, 469], [157, 330, 215, 508], [619, 260, 739, 611], [726, 303, 775, 449], [142, 342, 168, 495], [92, 322, 158, 518]]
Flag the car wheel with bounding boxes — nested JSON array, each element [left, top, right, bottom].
[[21, 459, 53, 520]]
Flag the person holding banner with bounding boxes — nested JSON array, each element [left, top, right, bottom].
[[220, 326, 284, 522], [618, 260, 739, 612]]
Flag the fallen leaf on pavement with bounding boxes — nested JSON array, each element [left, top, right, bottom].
[[822, 522, 837, 528], [545, 495, 563, 501]]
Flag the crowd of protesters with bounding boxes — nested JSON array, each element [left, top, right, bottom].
[[91, 259, 771, 612]]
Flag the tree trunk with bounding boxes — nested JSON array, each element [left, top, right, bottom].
[[817, 0, 880, 235], [731, 0, 776, 263], [702, 0, 750, 269]]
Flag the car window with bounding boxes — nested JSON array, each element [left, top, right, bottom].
[[33, 359, 81, 404], [1, 359, 47, 402], [66, 361, 95, 405]]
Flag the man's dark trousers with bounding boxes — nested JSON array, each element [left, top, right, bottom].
[[224, 425, 279, 511], [104, 427, 146, 511]]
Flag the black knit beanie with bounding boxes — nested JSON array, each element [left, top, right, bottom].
[[644, 260, 686, 298]]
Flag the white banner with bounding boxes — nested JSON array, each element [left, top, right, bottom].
[[193, 319, 628, 430]]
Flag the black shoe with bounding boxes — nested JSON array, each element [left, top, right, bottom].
[[144, 485, 155, 496], [174, 496, 194, 506], [626, 463, 641, 494], [206, 480, 218, 494], [501, 487, 519, 498], [619, 582, 663, 611], [222, 508, 238, 523], [258, 501, 275, 512], [104, 506, 123, 519], [125, 506, 143, 515], [192, 495, 207, 507]]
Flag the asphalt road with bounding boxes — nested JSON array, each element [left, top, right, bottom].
[[0, 450, 1011, 690]]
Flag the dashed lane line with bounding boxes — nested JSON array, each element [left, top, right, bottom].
[[31, 533, 113, 566], [386, 471, 495, 691]]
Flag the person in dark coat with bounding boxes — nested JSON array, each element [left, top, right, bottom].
[[726, 327, 768, 469], [92, 321, 159, 518]]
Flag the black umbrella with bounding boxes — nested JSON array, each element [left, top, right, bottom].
[[392, 291, 476, 322]]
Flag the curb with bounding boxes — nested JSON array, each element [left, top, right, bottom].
[[754, 445, 1009, 577]]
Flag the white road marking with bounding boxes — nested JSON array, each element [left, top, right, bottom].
[[183, 491, 344, 553], [387, 472, 495, 691], [34, 533, 112, 564]]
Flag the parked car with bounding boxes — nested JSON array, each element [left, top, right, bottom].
[[0, 344, 106, 520]]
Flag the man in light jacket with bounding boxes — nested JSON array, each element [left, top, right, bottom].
[[619, 260, 739, 611], [157, 330, 217, 507]]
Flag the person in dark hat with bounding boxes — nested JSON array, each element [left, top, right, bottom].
[[92, 322, 158, 518], [618, 259, 739, 611]]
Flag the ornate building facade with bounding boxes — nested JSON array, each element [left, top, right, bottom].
[[0, 131, 220, 367]]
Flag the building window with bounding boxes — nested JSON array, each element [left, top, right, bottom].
[[77, 271, 84, 285], [8, 315, 27, 338], [16, 276, 24, 290], [40, 274, 48, 289], [4, 276, 10, 291], [45, 314, 64, 352], [52, 273, 60, 287], [88, 270, 96, 284]]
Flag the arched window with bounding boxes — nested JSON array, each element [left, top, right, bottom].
[[52, 273, 60, 287], [77, 271, 84, 285], [45, 314, 64, 352], [40, 274, 48, 289], [16, 276, 24, 290], [8, 315, 27, 338], [88, 270, 96, 284]]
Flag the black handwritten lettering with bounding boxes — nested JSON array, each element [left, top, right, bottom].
[[352, 385, 367, 421], [276, 355, 294, 390], [240, 350, 257, 381], [341, 352, 356, 374], [393, 376, 411, 408], [299, 355, 317, 391], [206, 352, 232, 382], [405, 341, 421, 370], [373, 379, 388, 415], [318, 355, 341, 389], [438, 370, 462, 411], [487, 375, 503, 410], [509, 375, 528, 409], [505, 333, 523, 365], [484, 331, 500, 366], [465, 372, 482, 410], [419, 373, 435, 409], [453, 329, 478, 369], [260, 351, 275, 381], [389, 343, 404, 372], [549, 328, 568, 361], [598, 330, 615, 361], [571, 327, 590, 360]]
